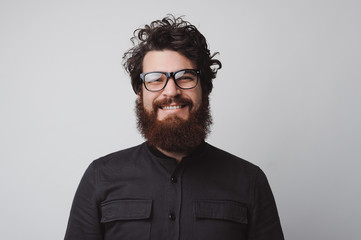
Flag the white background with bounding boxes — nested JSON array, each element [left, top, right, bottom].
[[1, 0, 360, 239]]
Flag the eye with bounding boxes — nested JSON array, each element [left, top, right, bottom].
[[145, 73, 165, 83], [175, 70, 197, 82]]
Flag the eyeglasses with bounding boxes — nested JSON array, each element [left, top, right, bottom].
[[140, 69, 200, 92]]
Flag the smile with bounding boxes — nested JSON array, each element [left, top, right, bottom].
[[161, 105, 184, 110]]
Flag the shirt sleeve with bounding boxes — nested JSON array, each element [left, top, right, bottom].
[[248, 168, 285, 240], [64, 161, 103, 240]]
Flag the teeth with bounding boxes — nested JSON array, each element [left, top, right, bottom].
[[162, 105, 182, 110]]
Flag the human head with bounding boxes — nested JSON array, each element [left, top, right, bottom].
[[123, 15, 221, 152], [123, 14, 222, 96]]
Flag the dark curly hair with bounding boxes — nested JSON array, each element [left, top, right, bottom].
[[123, 15, 222, 95]]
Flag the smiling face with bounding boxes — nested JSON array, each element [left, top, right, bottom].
[[140, 50, 203, 121]]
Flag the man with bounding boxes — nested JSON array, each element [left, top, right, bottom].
[[65, 15, 284, 240]]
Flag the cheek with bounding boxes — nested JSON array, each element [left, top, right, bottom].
[[192, 87, 203, 110], [141, 92, 157, 112], [143, 98, 153, 112]]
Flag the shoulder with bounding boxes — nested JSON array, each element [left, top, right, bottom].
[[91, 142, 148, 169], [205, 143, 261, 174]]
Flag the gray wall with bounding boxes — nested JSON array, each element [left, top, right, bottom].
[[1, 0, 360, 239]]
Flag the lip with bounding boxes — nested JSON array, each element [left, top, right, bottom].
[[156, 103, 190, 120], [160, 105, 186, 110]]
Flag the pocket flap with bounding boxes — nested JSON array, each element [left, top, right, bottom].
[[101, 199, 152, 223], [195, 200, 248, 224]]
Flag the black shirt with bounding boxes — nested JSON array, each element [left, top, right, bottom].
[[64, 142, 284, 240]]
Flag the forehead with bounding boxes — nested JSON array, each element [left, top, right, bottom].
[[142, 50, 195, 72]]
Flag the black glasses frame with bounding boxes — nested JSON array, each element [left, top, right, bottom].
[[140, 69, 200, 92]]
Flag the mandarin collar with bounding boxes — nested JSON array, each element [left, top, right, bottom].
[[145, 141, 208, 174]]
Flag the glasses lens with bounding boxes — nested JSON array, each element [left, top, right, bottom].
[[144, 72, 167, 91], [174, 70, 198, 89]]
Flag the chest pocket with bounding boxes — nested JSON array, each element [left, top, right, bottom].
[[193, 200, 248, 240], [100, 199, 152, 240]]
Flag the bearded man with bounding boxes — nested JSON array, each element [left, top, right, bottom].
[[65, 15, 284, 240]]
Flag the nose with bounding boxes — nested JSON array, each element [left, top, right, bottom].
[[162, 78, 181, 97]]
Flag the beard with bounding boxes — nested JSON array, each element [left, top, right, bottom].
[[136, 94, 212, 153]]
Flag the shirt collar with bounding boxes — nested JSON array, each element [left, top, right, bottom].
[[145, 141, 208, 174]]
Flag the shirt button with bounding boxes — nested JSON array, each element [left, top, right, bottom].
[[168, 213, 176, 221], [171, 176, 177, 183]]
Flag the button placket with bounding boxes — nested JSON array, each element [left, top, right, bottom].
[[166, 167, 183, 240]]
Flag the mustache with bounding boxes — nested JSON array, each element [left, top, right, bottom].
[[153, 97, 193, 111]]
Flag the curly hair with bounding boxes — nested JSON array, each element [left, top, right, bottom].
[[123, 15, 222, 95]]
